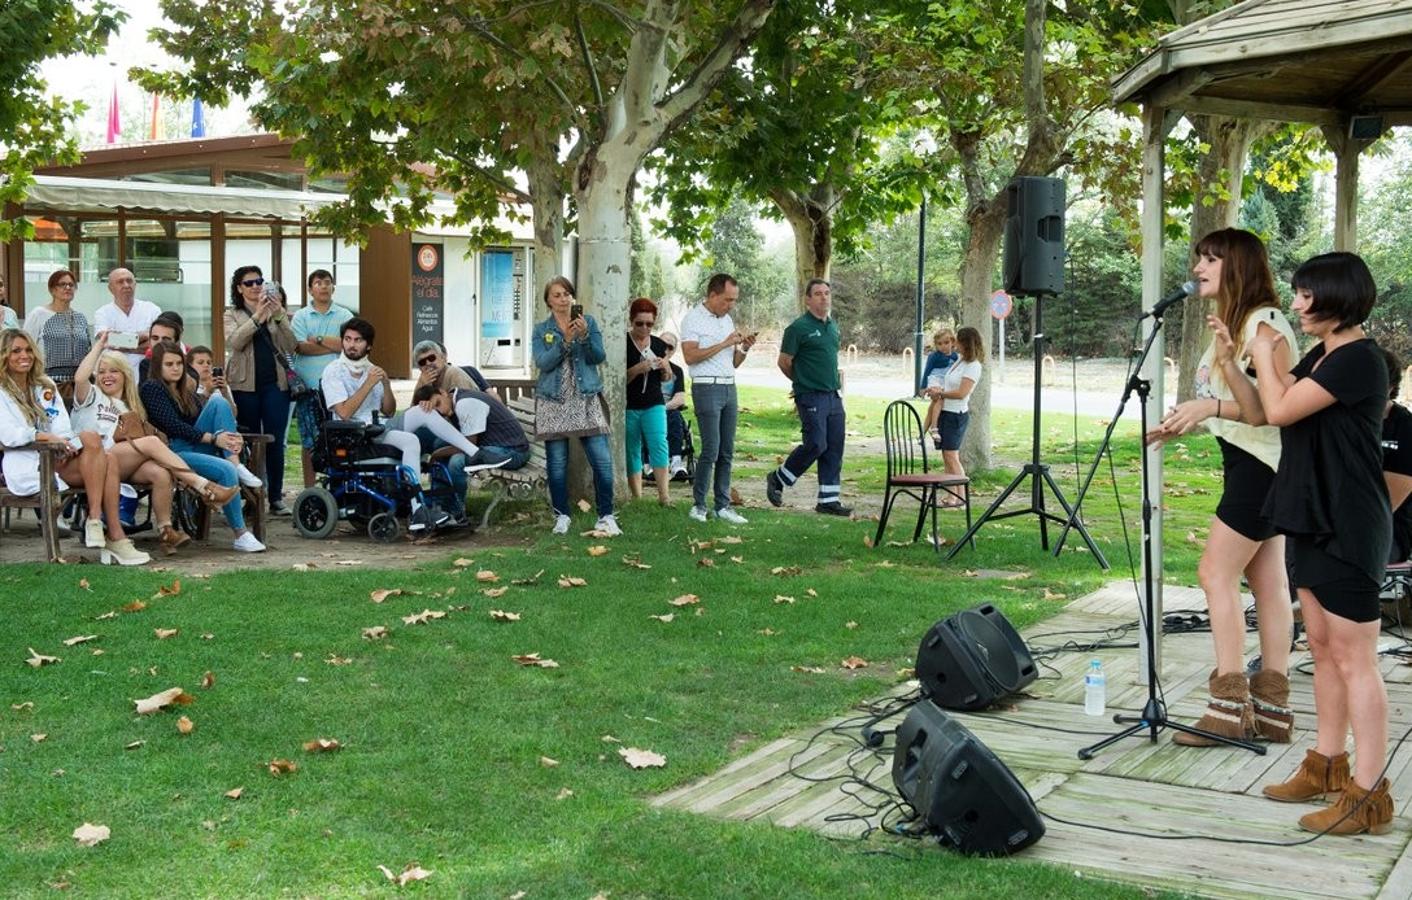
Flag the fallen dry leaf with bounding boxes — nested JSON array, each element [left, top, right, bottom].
[[576, 498, 591, 513], [78, 578, 91, 591], [476, 570, 499, 583], [62, 635, 98, 647], [453, 557, 475, 568], [806, 588, 818, 598], [791, 665, 827, 674], [511, 569, 545, 585], [586, 545, 609, 557], [773, 595, 796, 605], [361, 626, 389, 640], [201, 632, 214, 640], [601, 734, 621, 743], [719, 535, 744, 545], [539, 755, 559, 767], [154, 628, 179, 640], [1041, 587, 1068, 601], [875, 560, 896, 569], [489, 609, 521, 622], [511, 653, 560, 668], [155, 579, 181, 598], [649, 613, 675, 623], [12, 701, 34, 711], [133, 687, 194, 715], [618, 746, 667, 769], [696, 557, 715, 568], [759, 628, 778, 636], [121, 600, 146, 613], [555, 788, 574, 801], [303, 738, 342, 753], [557, 575, 587, 588], [841, 656, 869, 670], [729, 555, 744, 563], [730, 487, 744, 506], [31, 733, 47, 743], [224, 787, 243, 800], [621, 555, 652, 569], [325, 655, 352, 666], [335, 560, 363, 566], [267, 758, 298, 776], [95, 610, 118, 620], [370, 588, 403, 603], [771, 566, 801, 576], [378, 864, 433, 886], [176, 716, 195, 735], [669, 594, 700, 607], [845, 621, 859, 630], [401, 609, 447, 625], [482, 587, 508, 598], [72, 823, 110, 847], [25, 648, 60, 668], [124, 740, 145, 750]]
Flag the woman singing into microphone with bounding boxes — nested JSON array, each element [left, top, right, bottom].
[[1146, 228, 1297, 747]]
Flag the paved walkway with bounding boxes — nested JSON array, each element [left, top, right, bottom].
[[653, 581, 1412, 899]]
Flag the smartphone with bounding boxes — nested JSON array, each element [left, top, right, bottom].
[[211, 366, 224, 378], [108, 331, 142, 351], [570, 303, 583, 320]]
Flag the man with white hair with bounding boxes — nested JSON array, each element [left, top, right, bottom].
[[93, 268, 161, 369]]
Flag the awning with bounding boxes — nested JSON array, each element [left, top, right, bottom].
[[22, 175, 337, 220]]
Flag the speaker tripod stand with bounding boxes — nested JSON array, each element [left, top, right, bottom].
[[946, 295, 1105, 564], [1076, 306, 1264, 759]]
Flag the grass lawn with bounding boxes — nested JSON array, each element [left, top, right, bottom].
[[2, 392, 1222, 897]]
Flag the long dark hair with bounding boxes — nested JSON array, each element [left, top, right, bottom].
[[229, 265, 263, 308], [1194, 228, 1279, 356], [147, 341, 199, 416]]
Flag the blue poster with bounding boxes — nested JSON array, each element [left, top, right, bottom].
[[481, 250, 513, 339]]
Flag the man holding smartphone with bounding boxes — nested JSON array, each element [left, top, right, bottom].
[[679, 273, 756, 524], [767, 278, 850, 516]]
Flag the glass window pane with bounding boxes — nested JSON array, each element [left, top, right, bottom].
[[120, 168, 211, 186], [22, 216, 117, 319], [225, 170, 303, 191], [127, 218, 214, 348], [306, 231, 359, 312]]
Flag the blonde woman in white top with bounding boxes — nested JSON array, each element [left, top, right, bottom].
[[72, 334, 238, 553], [1145, 228, 1297, 747], [0, 328, 148, 565]]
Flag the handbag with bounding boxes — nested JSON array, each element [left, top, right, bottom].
[[283, 352, 311, 400], [113, 411, 165, 444]]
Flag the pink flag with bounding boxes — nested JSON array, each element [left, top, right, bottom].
[[106, 84, 120, 144], [149, 93, 163, 141]]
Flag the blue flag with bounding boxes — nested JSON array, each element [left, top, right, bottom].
[[191, 98, 206, 137]]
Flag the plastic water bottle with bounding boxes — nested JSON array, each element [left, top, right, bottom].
[[1084, 659, 1106, 716]]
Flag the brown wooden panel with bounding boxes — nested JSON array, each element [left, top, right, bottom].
[[360, 226, 412, 378]]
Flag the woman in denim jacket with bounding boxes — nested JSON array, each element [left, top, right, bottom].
[[532, 276, 618, 536]]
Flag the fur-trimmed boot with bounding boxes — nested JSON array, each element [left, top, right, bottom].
[[1249, 669, 1294, 743], [1172, 670, 1255, 746], [1263, 748, 1350, 803], [1298, 777, 1394, 835]]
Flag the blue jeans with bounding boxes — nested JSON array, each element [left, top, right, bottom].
[[665, 407, 686, 458], [170, 395, 244, 531], [691, 383, 737, 511], [441, 446, 531, 499], [546, 434, 613, 517], [232, 383, 290, 505], [778, 390, 846, 504]]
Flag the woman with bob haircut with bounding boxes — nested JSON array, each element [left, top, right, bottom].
[[625, 296, 672, 505], [1244, 251, 1394, 835], [1147, 228, 1298, 749]]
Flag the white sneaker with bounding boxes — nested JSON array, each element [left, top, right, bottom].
[[235, 464, 263, 488], [465, 458, 512, 474], [688, 506, 709, 523], [716, 507, 748, 525], [232, 531, 266, 553], [669, 457, 687, 477], [84, 518, 106, 549], [595, 514, 621, 537], [551, 514, 571, 535]]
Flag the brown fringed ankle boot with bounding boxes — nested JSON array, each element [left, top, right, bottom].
[[1263, 748, 1350, 803], [1249, 669, 1294, 743], [1298, 777, 1394, 835], [1172, 670, 1254, 746]]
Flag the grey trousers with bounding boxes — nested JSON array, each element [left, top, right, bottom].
[[691, 382, 738, 511]]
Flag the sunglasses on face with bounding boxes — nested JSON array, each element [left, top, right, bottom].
[[416, 355, 440, 368], [241, 278, 265, 288], [633, 319, 654, 327], [55, 282, 76, 289]]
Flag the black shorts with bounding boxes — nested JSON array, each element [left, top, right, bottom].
[[1214, 438, 1277, 542], [1290, 535, 1381, 623]]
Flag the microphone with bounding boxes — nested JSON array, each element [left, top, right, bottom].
[[1144, 281, 1196, 319]]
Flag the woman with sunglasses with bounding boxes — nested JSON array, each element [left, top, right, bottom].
[[626, 297, 672, 505], [223, 266, 297, 516], [23, 271, 92, 407]]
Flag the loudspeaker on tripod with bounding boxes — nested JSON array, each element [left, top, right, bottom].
[[891, 701, 1044, 855], [916, 603, 1037, 711], [1002, 176, 1066, 296]]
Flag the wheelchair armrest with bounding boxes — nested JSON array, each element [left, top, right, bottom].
[[364, 424, 386, 439]]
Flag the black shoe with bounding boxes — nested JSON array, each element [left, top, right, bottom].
[[766, 471, 784, 507], [815, 502, 852, 517]]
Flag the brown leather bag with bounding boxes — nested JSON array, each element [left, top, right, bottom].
[[113, 411, 165, 444]]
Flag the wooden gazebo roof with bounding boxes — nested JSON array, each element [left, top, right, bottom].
[[1114, 0, 1412, 128]]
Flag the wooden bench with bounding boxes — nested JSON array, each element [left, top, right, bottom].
[[183, 432, 273, 543], [473, 395, 547, 530], [0, 443, 81, 562]]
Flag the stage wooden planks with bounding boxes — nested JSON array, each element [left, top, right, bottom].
[[652, 582, 1412, 899]]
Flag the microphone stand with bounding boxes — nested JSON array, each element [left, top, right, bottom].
[[1075, 304, 1264, 759]]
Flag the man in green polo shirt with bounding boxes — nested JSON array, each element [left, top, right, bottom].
[[766, 278, 850, 516]]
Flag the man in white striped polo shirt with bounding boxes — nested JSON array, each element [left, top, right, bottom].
[[679, 273, 757, 524]]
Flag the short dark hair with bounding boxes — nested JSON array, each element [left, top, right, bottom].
[[188, 344, 214, 360], [803, 278, 830, 298], [542, 275, 575, 306], [706, 273, 737, 297], [151, 311, 184, 341], [341, 317, 375, 345], [229, 265, 263, 307], [47, 270, 76, 290], [308, 269, 334, 288], [1384, 347, 1403, 401], [1291, 252, 1376, 333], [411, 384, 441, 405]]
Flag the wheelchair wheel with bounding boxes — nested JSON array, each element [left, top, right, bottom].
[[293, 487, 339, 539], [367, 511, 401, 543]]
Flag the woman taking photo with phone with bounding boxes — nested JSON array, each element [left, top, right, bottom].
[[224, 266, 297, 516], [532, 276, 618, 536], [1146, 228, 1297, 749], [625, 297, 672, 506]]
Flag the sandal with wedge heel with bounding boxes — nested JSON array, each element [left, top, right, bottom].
[[193, 479, 239, 509]]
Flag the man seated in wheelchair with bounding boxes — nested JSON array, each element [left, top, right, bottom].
[[1382, 350, 1412, 589], [318, 317, 459, 533], [403, 384, 529, 521]]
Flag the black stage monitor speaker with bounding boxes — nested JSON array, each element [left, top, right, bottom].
[[1002, 176, 1065, 296], [891, 701, 1044, 855], [916, 603, 1037, 711]]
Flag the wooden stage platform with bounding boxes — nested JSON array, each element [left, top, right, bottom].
[[653, 583, 1412, 899]]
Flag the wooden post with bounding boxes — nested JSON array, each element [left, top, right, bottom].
[[1322, 123, 1372, 252]]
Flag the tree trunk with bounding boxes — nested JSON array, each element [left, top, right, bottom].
[[957, 198, 1007, 473], [1175, 114, 1257, 402], [525, 150, 566, 299], [770, 186, 834, 304]]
